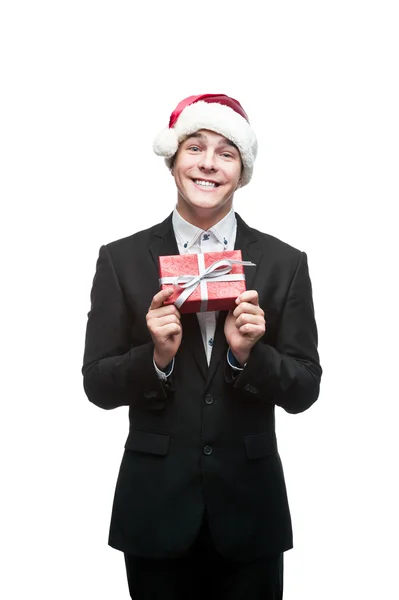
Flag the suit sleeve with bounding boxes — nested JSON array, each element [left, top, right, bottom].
[[82, 245, 173, 410], [226, 251, 322, 414]]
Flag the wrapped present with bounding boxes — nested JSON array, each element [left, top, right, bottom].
[[158, 250, 256, 314]]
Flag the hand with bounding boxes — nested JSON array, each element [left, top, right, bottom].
[[146, 288, 183, 369], [224, 290, 266, 366]]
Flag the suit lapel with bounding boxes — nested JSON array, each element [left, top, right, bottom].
[[205, 311, 227, 388], [149, 214, 179, 268], [181, 314, 208, 379], [234, 213, 262, 289]]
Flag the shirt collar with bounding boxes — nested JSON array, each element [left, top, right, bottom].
[[172, 207, 236, 251], [209, 208, 236, 247], [172, 209, 202, 250]]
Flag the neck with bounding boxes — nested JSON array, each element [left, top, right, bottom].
[[176, 203, 233, 231]]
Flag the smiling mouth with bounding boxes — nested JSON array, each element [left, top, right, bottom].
[[193, 179, 220, 189]]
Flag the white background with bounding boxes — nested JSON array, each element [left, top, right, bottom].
[[1, 1, 398, 598]]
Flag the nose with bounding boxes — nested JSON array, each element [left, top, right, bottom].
[[198, 149, 217, 172]]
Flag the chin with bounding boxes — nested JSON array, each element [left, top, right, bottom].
[[190, 196, 223, 209]]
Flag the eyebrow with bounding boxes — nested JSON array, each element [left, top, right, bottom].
[[185, 132, 238, 149]]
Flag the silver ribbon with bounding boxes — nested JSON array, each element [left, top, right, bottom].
[[160, 257, 256, 311]]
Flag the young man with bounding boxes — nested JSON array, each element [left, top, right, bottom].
[[82, 93, 322, 599]]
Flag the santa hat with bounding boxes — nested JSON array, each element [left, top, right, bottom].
[[153, 93, 258, 187]]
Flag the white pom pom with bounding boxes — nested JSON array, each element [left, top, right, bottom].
[[153, 128, 178, 157]]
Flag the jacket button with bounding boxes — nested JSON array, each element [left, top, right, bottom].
[[205, 394, 214, 405], [203, 445, 212, 456]]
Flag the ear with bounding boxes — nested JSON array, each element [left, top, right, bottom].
[[170, 155, 176, 176]]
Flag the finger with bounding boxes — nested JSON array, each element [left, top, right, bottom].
[[155, 323, 182, 338], [233, 302, 264, 318], [147, 304, 181, 320], [237, 323, 266, 337], [150, 287, 175, 310], [235, 313, 265, 329], [235, 290, 259, 306], [148, 314, 181, 329]]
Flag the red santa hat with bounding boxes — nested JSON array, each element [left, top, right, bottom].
[[153, 93, 258, 187]]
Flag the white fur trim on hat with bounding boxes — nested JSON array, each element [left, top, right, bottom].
[[153, 101, 257, 187]]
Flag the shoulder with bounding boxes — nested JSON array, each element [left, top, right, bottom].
[[102, 214, 172, 258], [105, 224, 157, 251], [253, 227, 301, 256], [236, 212, 303, 260]]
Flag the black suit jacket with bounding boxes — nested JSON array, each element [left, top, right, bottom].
[[82, 212, 322, 561]]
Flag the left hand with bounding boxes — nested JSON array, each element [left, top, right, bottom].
[[224, 290, 266, 366]]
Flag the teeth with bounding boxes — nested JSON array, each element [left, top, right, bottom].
[[194, 180, 216, 188]]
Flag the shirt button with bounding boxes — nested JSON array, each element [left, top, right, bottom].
[[205, 394, 214, 405], [203, 445, 212, 456]]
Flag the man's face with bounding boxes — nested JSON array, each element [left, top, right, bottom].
[[172, 129, 242, 228]]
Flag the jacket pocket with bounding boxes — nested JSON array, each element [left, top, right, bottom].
[[244, 432, 278, 460], [124, 430, 170, 456]]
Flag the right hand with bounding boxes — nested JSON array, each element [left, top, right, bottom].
[[146, 288, 183, 369]]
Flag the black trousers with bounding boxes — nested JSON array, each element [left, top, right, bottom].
[[124, 516, 284, 599]]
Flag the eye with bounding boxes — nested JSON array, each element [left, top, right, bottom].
[[188, 145, 201, 152], [221, 150, 239, 160]]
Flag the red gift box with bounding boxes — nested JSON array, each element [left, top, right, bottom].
[[158, 250, 255, 314]]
